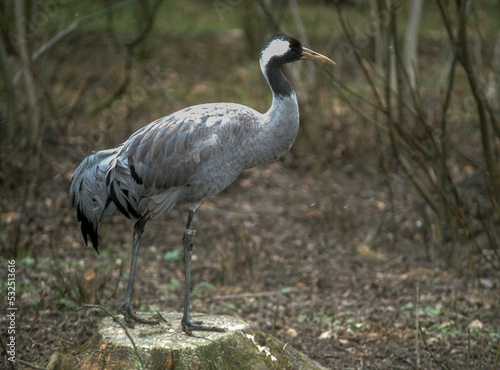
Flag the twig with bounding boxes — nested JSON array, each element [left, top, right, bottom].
[[272, 296, 280, 337], [209, 289, 294, 301], [493, 337, 500, 370], [77, 304, 144, 369], [336, 1, 467, 224], [43, 89, 63, 130], [50, 240, 74, 299], [14, 0, 40, 139], [466, 328, 471, 370], [321, 69, 388, 132], [436, 0, 500, 202], [16, 360, 45, 369], [28, 289, 47, 339], [0, 336, 16, 370], [415, 283, 420, 369], [111, 259, 124, 299], [126, 0, 163, 52], [335, 2, 385, 110], [12, 0, 139, 86], [0, 29, 16, 141], [62, 74, 94, 130], [418, 323, 450, 370], [31, 0, 139, 64]]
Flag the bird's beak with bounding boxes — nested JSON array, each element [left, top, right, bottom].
[[301, 47, 335, 65]]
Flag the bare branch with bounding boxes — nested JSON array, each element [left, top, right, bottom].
[[14, 0, 40, 140], [31, 0, 139, 65], [0, 27, 16, 141]]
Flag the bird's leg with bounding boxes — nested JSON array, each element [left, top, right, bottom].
[[120, 217, 159, 326], [181, 209, 225, 334]]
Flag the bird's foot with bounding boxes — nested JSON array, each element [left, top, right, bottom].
[[181, 319, 226, 336], [120, 303, 160, 327]]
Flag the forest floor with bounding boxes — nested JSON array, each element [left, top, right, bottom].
[[1, 3, 500, 367], [2, 144, 499, 369]]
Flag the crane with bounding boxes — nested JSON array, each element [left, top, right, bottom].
[[70, 33, 335, 333]]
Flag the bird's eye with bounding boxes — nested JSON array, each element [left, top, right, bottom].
[[288, 38, 300, 50]]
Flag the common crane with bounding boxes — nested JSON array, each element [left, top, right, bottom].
[[70, 33, 334, 332]]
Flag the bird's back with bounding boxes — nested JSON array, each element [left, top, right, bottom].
[[105, 102, 264, 220]]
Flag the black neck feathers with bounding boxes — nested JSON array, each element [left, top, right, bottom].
[[265, 62, 294, 98]]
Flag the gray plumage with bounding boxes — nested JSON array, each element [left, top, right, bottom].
[[71, 97, 298, 250], [70, 33, 334, 331]]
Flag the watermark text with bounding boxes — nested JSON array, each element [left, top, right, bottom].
[[6, 260, 17, 364]]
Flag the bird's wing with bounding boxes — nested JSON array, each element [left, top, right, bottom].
[[105, 103, 259, 217]]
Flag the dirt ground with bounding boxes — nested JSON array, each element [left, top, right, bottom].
[[1, 140, 499, 369]]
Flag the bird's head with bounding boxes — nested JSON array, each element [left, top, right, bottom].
[[260, 33, 335, 72]]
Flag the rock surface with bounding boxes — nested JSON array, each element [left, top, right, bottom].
[[47, 312, 326, 369]]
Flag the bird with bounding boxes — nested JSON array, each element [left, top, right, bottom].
[[70, 33, 334, 333]]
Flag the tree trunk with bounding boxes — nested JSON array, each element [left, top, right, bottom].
[[46, 312, 326, 370], [14, 0, 40, 142], [403, 0, 423, 90]]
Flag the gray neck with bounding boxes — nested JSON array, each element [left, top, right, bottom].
[[247, 88, 299, 167], [242, 61, 300, 169]]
